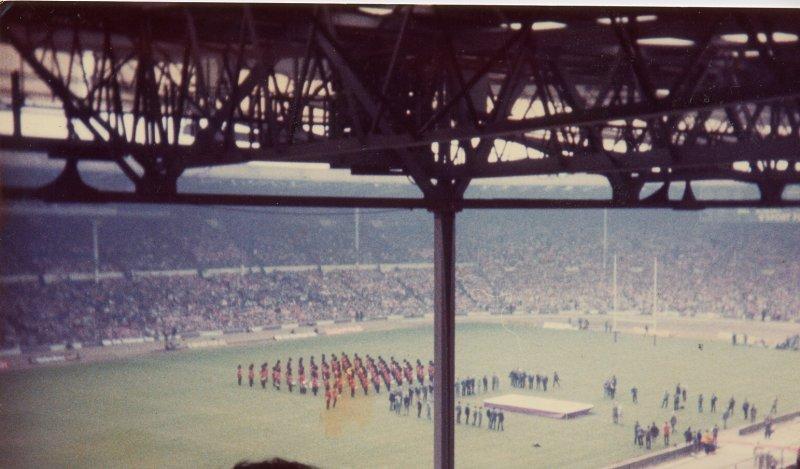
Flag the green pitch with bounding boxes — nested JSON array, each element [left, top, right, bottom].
[[1, 323, 798, 468]]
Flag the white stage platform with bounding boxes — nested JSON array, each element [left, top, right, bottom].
[[483, 394, 593, 419]]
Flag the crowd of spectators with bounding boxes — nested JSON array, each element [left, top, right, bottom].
[[0, 208, 432, 274], [1, 208, 798, 348], [0, 269, 432, 347]]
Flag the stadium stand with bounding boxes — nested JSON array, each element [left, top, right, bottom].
[[1, 180, 799, 349]]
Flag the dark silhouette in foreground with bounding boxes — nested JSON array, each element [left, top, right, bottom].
[[233, 458, 317, 469]]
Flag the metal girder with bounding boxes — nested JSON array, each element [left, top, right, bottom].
[[442, 137, 800, 179], [3, 28, 142, 184], [4, 185, 800, 210], [3, 129, 798, 182], [2, 3, 800, 197], [312, 13, 438, 197], [162, 87, 800, 169], [280, 87, 800, 158]]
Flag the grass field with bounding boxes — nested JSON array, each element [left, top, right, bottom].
[[1, 323, 799, 469]]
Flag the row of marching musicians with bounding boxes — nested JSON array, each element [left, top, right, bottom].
[[236, 353, 435, 402]]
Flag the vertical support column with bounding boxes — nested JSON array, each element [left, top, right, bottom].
[[135, 167, 179, 196], [433, 207, 456, 469], [758, 182, 785, 205], [11, 71, 22, 137]]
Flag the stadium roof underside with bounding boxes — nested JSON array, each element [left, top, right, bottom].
[[1, 3, 800, 209]]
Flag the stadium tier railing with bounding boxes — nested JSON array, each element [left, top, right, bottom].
[[101, 337, 156, 346], [262, 264, 317, 274], [0, 346, 22, 356], [738, 410, 800, 436], [201, 266, 261, 277], [605, 444, 695, 469], [0, 274, 39, 284], [320, 263, 379, 272], [0, 261, 452, 285], [133, 269, 200, 278]]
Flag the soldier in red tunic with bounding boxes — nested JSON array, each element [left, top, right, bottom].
[[310, 356, 319, 396], [335, 374, 343, 396], [286, 358, 294, 393], [272, 360, 281, 390], [260, 363, 268, 389], [358, 368, 369, 396], [371, 368, 381, 394], [347, 369, 356, 398], [298, 358, 306, 394]]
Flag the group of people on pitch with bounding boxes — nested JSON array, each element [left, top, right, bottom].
[[624, 381, 782, 454], [457, 402, 505, 431], [236, 353, 436, 409], [509, 369, 560, 391]]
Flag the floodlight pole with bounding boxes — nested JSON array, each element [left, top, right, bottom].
[[433, 202, 457, 469], [612, 254, 618, 335], [92, 219, 100, 283], [652, 256, 658, 345], [602, 209, 608, 272], [355, 207, 361, 265]]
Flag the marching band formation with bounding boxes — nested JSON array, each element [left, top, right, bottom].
[[237, 352, 434, 410]]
